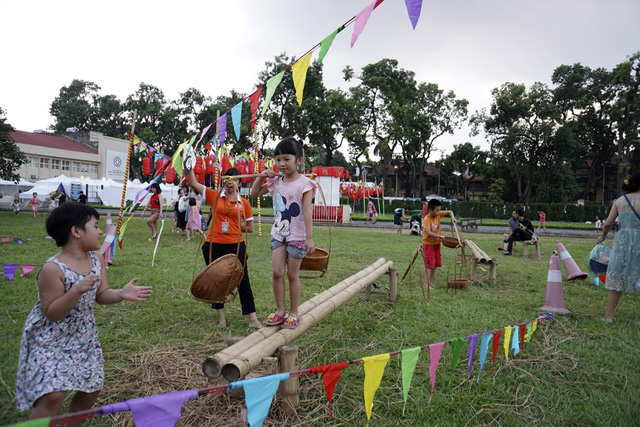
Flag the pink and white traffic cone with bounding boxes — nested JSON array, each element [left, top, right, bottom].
[[539, 250, 570, 315], [556, 240, 588, 281]]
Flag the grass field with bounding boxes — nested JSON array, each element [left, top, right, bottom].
[[0, 210, 638, 426]]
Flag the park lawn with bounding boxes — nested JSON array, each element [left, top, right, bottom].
[[0, 211, 638, 426]]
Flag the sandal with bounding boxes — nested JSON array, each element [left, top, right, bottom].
[[282, 315, 303, 329], [263, 312, 287, 326]]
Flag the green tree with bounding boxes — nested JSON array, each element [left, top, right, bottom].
[[50, 79, 101, 132], [0, 107, 27, 181]]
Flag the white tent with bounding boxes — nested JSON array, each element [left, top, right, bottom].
[[0, 178, 34, 196], [96, 180, 179, 208], [19, 174, 80, 199]]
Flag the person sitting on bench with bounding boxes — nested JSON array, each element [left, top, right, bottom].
[[503, 209, 534, 256]]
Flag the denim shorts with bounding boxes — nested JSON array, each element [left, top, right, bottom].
[[271, 238, 307, 259]]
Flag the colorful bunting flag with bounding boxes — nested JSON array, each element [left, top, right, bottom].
[[230, 373, 290, 427], [249, 86, 263, 129], [101, 389, 199, 427], [8, 417, 52, 426], [404, 0, 423, 29], [525, 322, 533, 343], [292, 52, 313, 106], [503, 326, 513, 362], [217, 113, 228, 147], [477, 333, 492, 383], [3, 264, 19, 281], [362, 353, 390, 422], [318, 27, 341, 65], [448, 338, 465, 390], [519, 324, 526, 353], [231, 101, 243, 141], [427, 342, 445, 404], [511, 326, 521, 356], [262, 71, 285, 116], [467, 334, 478, 377], [21, 265, 35, 277], [351, 0, 377, 47], [309, 362, 349, 418], [1, 237, 9, 243], [401, 347, 420, 415], [13, 238, 23, 244], [490, 329, 503, 375]]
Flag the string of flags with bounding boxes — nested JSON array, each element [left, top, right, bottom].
[[1, 238, 30, 244], [1, 264, 35, 281], [39, 314, 552, 427]]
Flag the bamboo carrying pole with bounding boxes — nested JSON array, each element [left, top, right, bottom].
[[202, 258, 389, 378], [221, 261, 395, 381]]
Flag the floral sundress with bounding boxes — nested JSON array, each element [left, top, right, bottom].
[[15, 252, 104, 412]]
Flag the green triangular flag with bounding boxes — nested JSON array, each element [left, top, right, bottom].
[[448, 338, 465, 391], [317, 27, 340, 65], [525, 323, 533, 343], [401, 346, 420, 415], [261, 70, 285, 116], [8, 417, 51, 427]]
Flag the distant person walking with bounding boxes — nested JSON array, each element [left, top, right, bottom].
[[140, 183, 163, 241], [596, 170, 640, 323], [78, 191, 87, 204], [537, 210, 547, 235], [30, 192, 40, 218]]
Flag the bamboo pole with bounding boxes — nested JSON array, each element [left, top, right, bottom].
[[221, 261, 394, 381], [465, 240, 486, 264], [278, 344, 299, 413], [202, 258, 388, 378]]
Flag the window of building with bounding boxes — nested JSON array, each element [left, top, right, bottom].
[[40, 158, 49, 169], [73, 162, 80, 172], [62, 160, 70, 171], [90, 164, 98, 174], [81, 163, 89, 173], [28, 157, 38, 168], [51, 159, 60, 170]]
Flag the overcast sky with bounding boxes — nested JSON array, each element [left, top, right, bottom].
[[2, 0, 638, 159]]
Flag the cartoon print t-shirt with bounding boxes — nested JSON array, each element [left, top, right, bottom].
[[267, 175, 317, 242]]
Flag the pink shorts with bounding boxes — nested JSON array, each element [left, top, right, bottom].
[[423, 243, 442, 269]]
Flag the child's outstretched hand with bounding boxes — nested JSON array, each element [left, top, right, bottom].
[[74, 274, 101, 295], [119, 278, 152, 302]]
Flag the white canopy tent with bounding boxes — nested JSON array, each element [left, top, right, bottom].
[[19, 174, 79, 199], [0, 178, 34, 196]]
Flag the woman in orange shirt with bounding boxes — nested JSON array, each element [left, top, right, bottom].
[[187, 167, 261, 328]]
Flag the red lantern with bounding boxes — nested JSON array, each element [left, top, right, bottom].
[[166, 166, 176, 184], [258, 159, 265, 173], [142, 157, 151, 176], [248, 159, 256, 175], [155, 158, 164, 175], [273, 164, 279, 173], [205, 157, 214, 175], [345, 170, 350, 180], [222, 155, 231, 173]]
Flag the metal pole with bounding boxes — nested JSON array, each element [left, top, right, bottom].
[[438, 168, 440, 196]]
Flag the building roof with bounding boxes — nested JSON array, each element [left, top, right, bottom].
[[10, 130, 98, 154]]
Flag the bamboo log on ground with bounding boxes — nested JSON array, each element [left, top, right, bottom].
[[470, 240, 495, 265], [221, 260, 395, 381], [202, 258, 388, 378]]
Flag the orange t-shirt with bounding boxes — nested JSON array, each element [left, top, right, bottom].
[[423, 211, 446, 244], [204, 188, 253, 244]]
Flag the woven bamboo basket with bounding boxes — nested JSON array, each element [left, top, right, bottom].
[[446, 278, 469, 289], [442, 236, 463, 249], [300, 248, 330, 272], [190, 254, 244, 304]]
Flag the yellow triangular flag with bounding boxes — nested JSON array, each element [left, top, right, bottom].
[[362, 353, 390, 423], [503, 326, 513, 361], [531, 320, 538, 336], [291, 52, 313, 106]]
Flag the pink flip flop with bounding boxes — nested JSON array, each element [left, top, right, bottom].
[[263, 312, 287, 326], [281, 315, 303, 329]]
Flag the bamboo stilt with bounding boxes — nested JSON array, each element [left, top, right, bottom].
[[388, 264, 398, 302], [202, 258, 388, 378], [278, 345, 299, 413], [221, 261, 394, 381]]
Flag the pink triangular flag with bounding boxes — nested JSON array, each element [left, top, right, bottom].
[[428, 342, 446, 404], [21, 265, 36, 277], [1, 237, 10, 244], [351, 0, 377, 48]]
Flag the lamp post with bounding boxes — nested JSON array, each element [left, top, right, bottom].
[[394, 165, 399, 197], [453, 169, 462, 217]]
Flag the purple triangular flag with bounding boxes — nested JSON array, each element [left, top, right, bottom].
[[14, 238, 23, 244], [125, 389, 199, 427], [404, 0, 423, 29], [3, 264, 19, 281], [351, 0, 376, 47], [467, 334, 478, 377], [217, 113, 228, 147]]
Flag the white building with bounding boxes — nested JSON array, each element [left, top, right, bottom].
[[11, 130, 130, 182]]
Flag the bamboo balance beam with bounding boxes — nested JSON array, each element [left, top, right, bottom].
[[221, 260, 395, 381], [465, 240, 487, 264], [202, 258, 389, 379], [465, 239, 498, 282]]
